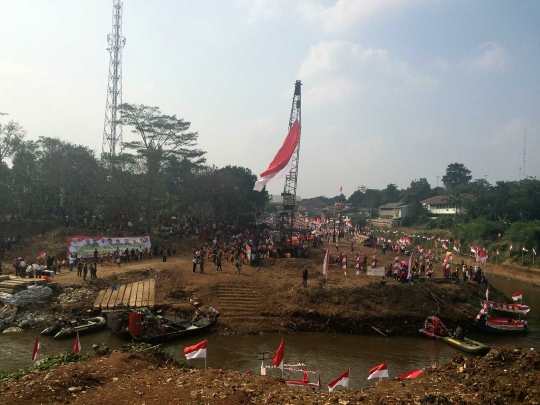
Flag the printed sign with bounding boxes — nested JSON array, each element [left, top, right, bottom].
[[66, 235, 151, 258], [366, 267, 386, 276]]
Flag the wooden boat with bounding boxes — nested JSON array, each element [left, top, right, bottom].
[[107, 307, 217, 343], [284, 371, 320, 389], [419, 316, 452, 339], [51, 316, 107, 339], [443, 336, 490, 355], [475, 301, 529, 335]]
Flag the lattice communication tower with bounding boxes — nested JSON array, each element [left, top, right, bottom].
[[102, 0, 126, 157], [280, 80, 302, 238]]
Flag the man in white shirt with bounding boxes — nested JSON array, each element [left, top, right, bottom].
[[20, 259, 27, 278]]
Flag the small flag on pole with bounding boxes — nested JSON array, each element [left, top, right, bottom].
[[485, 285, 489, 301], [534, 248, 537, 256], [523, 246, 529, 252], [184, 339, 207, 359], [322, 243, 330, 276], [273, 338, 284, 371], [496, 249, 500, 255], [32, 335, 40, 361], [327, 368, 350, 392], [37, 250, 46, 259], [511, 291, 523, 301], [396, 369, 423, 379], [510, 244, 513, 251], [73, 332, 81, 354], [367, 362, 388, 380]]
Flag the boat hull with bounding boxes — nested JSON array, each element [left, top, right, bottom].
[[443, 337, 490, 355], [53, 317, 107, 339], [130, 317, 217, 344], [476, 318, 528, 335]]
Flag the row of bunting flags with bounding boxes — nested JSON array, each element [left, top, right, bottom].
[[32, 335, 422, 391]]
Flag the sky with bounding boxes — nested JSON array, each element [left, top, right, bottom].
[[1, 0, 540, 199]]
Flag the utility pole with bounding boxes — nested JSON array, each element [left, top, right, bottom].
[[102, 0, 126, 158]]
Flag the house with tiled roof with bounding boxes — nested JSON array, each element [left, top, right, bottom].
[[421, 195, 473, 216]]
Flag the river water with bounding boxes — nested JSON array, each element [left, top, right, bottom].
[[1, 274, 538, 389]]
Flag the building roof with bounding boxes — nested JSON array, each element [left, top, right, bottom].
[[379, 202, 408, 209], [421, 194, 474, 205]]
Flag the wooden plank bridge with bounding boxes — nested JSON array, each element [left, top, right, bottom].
[[93, 279, 155, 310]]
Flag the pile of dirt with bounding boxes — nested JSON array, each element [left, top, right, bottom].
[[1, 347, 538, 404]]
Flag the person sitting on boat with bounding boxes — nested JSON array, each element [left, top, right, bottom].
[[455, 325, 463, 340], [208, 307, 220, 319]]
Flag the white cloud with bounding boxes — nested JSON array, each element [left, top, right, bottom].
[[298, 40, 437, 104], [303, 77, 361, 107], [460, 42, 510, 71], [237, 0, 282, 24], [296, 0, 419, 32]]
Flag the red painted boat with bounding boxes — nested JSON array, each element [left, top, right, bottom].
[[475, 303, 528, 335], [284, 370, 321, 389]]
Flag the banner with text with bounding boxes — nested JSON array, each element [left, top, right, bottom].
[[66, 236, 151, 258], [367, 267, 386, 276]]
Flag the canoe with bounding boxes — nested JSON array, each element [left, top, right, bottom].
[[41, 324, 62, 336], [443, 336, 490, 355], [53, 316, 107, 339]]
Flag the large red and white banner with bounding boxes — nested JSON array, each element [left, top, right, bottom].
[[253, 119, 300, 191], [66, 235, 151, 258]]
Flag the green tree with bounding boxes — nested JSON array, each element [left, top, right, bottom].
[[0, 121, 26, 163], [119, 103, 206, 219], [442, 163, 472, 188]]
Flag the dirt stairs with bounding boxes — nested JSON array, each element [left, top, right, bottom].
[[214, 282, 263, 321]]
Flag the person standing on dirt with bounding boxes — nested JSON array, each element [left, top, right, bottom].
[[12, 258, 20, 277], [234, 258, 241, 274], [192, 255, 197, 273], [302, 267, 308, 287], [335, 240, 339, 252], [162, 248, 167, 263], [216, 254, 223, 272], [200, 251, 205, 273], [20, 258, 27, 278], [93, 248, 99, 266], [77, 260, 83, 277], [83, 263, 88, 280]]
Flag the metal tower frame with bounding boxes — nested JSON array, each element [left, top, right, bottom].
[[102, 0, 126, 157], [281, 80, 302, 238]]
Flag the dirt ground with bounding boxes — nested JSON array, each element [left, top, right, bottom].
[[0, 346, 538, 405], [2, 236, 517, 336]]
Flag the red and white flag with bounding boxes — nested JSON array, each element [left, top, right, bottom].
[[453, 243, 460, 253], [327, 368, 349, 392], [407, 251, 414, 280], [485, 285, 489, 301], [339, 185, 343, 193], [254, 120, 300, 191], [73, 332, 81, 354], [511, 291, 523, 301], [396, 369, 423, 379], [32, 335, 40, 361], [37, 250, 46, 259], [523, 246, 529, 252], [496, 249, 500, 255], [273, 338, 284, 371], [534, 248, 537, 256], [322, 243, 330, 276], [510, 244, 513, 251], [184, 339, 207, 359], [367, 362, 388, 380]]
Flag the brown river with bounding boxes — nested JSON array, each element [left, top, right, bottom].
[[1, 274, 538, 389]]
